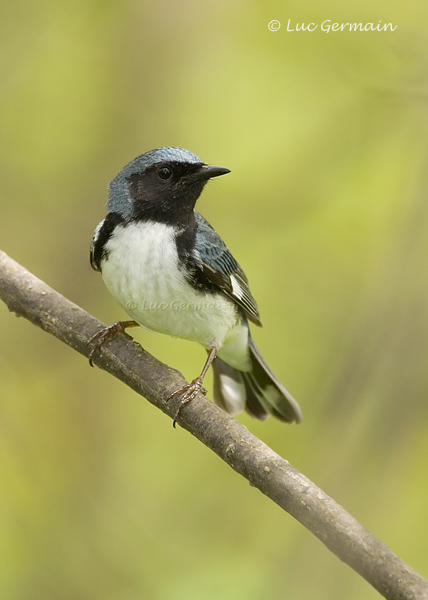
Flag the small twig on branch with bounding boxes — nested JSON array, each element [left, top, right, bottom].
[[0, 249, 427, 600]]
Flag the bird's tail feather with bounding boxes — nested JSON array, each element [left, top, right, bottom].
[[212, 338, 302, 424]]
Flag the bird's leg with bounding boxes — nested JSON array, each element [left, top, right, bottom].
[[88, 320, 139, 366], [168, 347, 217, 427]]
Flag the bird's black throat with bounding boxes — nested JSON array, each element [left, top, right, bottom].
[[127, 161, 208, 228]]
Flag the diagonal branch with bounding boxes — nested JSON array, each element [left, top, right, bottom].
[[0, 249, 427, 600]]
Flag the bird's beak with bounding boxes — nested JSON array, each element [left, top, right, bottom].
[[195, 164, 231, 180]]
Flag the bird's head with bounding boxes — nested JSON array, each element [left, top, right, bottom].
[[107, 147, 230, 224]]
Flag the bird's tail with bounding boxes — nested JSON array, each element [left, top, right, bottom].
[[212, 338, 302, 424]]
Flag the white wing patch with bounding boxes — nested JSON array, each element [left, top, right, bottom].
[[229, 272, 260, 324], [230, 274, 245, 300]]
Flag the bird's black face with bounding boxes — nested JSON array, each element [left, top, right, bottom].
[[126, 161, 230, 225]]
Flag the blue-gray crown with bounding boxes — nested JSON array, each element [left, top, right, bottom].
[[107, 147, 203, 216]]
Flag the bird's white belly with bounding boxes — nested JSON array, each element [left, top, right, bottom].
[[100, 221, 240, 349]]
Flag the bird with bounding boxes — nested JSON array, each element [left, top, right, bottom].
[[89, 147, 302, 426]]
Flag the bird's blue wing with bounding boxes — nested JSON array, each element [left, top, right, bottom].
[[194, 212, 261, 326]]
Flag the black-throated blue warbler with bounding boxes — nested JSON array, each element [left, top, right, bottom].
[[89, 147, 302, 425]]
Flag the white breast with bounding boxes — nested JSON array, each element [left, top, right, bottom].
[[100, 221, 240, 350]]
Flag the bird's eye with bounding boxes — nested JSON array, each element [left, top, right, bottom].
[[157, 167, 173, 180]]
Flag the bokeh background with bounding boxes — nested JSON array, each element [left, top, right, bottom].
[[1, 1, 428, 598]]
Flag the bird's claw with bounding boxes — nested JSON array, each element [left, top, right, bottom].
[[167, 378, 207, 427], [88, 324, 134, 366]]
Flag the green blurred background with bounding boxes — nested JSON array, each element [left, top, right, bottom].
[[1, 1, 428, 598]]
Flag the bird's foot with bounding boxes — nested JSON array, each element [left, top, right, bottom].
[[167, 377, 207, 427], [88, 320, 137, 366]]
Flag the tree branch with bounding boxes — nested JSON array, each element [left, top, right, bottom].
[[0, 249, 427, 600]]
